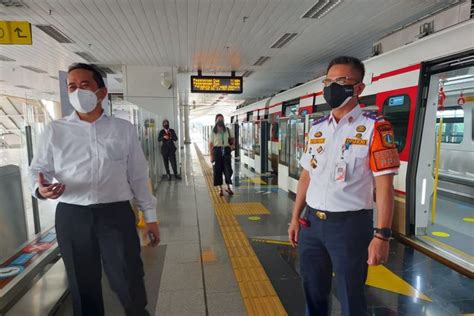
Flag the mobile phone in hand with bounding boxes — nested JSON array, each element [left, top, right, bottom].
[[148, 231, 157, 246]]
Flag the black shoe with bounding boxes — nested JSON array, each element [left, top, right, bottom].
[[168, 174, 172, 181], [175, 174, 182, 180]]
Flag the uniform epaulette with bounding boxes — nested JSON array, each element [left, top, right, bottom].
[[362, 111, 383, 121], [312, 115, 329, 126]]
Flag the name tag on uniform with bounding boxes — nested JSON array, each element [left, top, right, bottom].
[[310, 138, 325, 144], [335, 161, 347, 182], [345, 138, 368, 145]]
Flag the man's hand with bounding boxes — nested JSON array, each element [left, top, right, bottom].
[[37, 172, 65, 199], [163, 135, 170, 140], [146, 222, 160, 247], [288, 218, 300, 247], [367, 236, 389, 265]]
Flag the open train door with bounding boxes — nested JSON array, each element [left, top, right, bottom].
[[408, 50, 474, 272]]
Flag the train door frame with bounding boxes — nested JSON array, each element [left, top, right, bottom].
[[233, 122, 240, 159], [407, 49, 474, 273], [260, 119, 269, 174], [277, 99, 300, 192]]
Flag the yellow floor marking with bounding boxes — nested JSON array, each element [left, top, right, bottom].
[[196, 145, 287, 316], [366, 265, 432, 301], [252, 238, 293, 246], [242, 177, 268, 185], [463, 217, 474, 223], [431, 231, 450, 238], [421, 235, 474, 261], [248, 216, 261, 221], [459, 314, 474, 316], [228, 202, 271, 215], [253, 239, 433, 301]]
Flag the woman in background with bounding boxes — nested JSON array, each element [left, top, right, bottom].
[[209, 114, 234, 196]]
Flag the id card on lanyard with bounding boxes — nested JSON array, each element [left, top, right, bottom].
[[335, 143, 349, 182]]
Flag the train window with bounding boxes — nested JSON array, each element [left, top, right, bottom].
[[436, 106, 464, 144], [382, 94, 410, 152], [282, 99, 299, 117]]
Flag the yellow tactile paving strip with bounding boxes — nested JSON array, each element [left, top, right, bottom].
[[196, 146, 287, 316], [215, 202, 271, 216]]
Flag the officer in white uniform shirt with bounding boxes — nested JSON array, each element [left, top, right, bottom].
[[29, 63, 160, 316], [288, 56, 400, 316]]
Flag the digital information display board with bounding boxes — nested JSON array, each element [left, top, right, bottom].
[[191, 76, 243, 94]]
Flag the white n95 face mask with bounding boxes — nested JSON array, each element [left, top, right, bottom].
[[69, 89, 100, 113]]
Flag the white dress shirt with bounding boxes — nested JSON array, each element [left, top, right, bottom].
[[299, 105, 399, 212], [29, 111, 157, 222]]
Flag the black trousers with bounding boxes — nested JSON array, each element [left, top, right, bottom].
[[56, 201, 149, 316], [213, 146, 233, 186], [162, 151, 178, 175], [298, 208, 373, 316]]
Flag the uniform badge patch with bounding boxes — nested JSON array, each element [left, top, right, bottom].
[[310, 157, 318, 169], [377, 123, 396, 148], [356, 125, 366, 132], [317, 146, 323, 154], [355, 133, 363, 139], [373, 148, 400, 170], [314, 131, 323, 138]]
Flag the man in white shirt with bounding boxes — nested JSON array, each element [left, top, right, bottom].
[[288, 56, 400, 316], [29, 63, 160, 316]]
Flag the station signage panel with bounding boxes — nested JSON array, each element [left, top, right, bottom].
[[0, 21, 32, 45], [191, 75, 243, 94]]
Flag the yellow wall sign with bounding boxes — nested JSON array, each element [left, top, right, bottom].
[[0, 21, 32, 45], [191, 75, 243, 94]]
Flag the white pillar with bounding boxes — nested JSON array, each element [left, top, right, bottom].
[[183, 105, 191, 144]]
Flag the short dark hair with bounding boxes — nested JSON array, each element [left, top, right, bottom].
[[68, 63, 106, 88], [326, 56, 365, 82]]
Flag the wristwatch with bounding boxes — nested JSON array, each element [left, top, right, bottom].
[[374, 227, 392, 239]]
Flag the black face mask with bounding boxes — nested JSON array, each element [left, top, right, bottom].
[[323, 83, 355, 109], [163, 124, 169, 129], [216, 121, 225, 128]]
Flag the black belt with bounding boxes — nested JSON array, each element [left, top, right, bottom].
[[307, 207, 372, 221], [88, 201, 130, 209]]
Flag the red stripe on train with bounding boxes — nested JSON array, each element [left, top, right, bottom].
[[372, 64, 421, 82]]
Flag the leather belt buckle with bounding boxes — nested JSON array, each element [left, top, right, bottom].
[[316, 211, 327, 220]]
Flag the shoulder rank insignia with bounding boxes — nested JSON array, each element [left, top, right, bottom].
[[312, 115, 329, 126], [362, 111, 383, 121]]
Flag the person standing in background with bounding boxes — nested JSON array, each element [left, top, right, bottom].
[[209, 114, 234, 196], [158, 119, 181, 181]]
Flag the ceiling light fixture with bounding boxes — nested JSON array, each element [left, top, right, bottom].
[[302, 0, 342, 19], [271, 33, 298, 48]]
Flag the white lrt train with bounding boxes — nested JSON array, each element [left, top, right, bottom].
[[231, 20, 474, 270]]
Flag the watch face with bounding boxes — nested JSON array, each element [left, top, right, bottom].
[[380, 228, 392, 238]]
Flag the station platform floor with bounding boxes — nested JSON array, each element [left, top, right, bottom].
[[55, 143, 473, 316]]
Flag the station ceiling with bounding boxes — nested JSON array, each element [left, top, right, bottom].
[[0, 0, 462, 117]]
